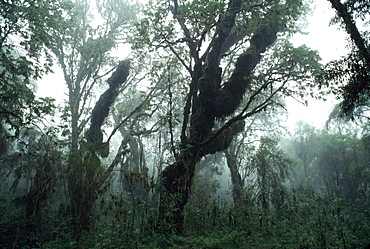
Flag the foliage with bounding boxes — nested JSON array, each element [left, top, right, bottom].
[[132, 0, 324, 232], [252, 136, 294, 211], [287, 122, 370, 202], [317, 50, 370, 118], [21, 189, 369, 249], [318, 0, 370, 118], [0, 0, 69, 135]]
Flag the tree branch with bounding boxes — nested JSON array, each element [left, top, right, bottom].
[[200, 120, 245, 157], [171, 0, 198, 61], [214, 21, 284, 118], [86, 60, 130, 146], [328, 0, 370, 70]]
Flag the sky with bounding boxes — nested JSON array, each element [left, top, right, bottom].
[[37, 0, 351, 132], [285, 1, 349, 132]]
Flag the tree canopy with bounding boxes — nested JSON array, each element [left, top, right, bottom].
[[318, 0, 370, 118]]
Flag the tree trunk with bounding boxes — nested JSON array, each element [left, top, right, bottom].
[[158, 22, 283, 234], [159, 146, 199, 233], [224, 150, 247, 207], [328, 0, 370, 69], [159, 121, 245, 233]]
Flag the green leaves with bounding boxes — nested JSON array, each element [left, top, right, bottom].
[[321, 0, 370, 117], [177, 0, 226, 33], [0, 0, 72, 134], [317, 50, 370, 118]]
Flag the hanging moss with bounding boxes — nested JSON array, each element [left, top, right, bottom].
[[214, 22, 283, 118], [86, 59, 130, 156], [197, 65, 223, 123], [250, 23, 277, 53], [200, 120, 245, 156]]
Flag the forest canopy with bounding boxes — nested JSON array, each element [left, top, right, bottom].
[[0, 0, 369, 248]]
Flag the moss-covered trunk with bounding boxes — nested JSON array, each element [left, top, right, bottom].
[[159, 146, 199, 233], [159, 119, 245, 233]]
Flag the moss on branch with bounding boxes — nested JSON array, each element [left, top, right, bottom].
[[200, 120, 245, 156], [86, 59, 130, 155], [214, 22, 283, 118]]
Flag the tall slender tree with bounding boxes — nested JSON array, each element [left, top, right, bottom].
[[46, 0, 139, 236], [252, 136, 293, 215]]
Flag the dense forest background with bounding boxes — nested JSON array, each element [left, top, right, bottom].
[[1, 0, 369, 248]]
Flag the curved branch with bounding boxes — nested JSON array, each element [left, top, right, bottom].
[[214, 21, 284, 118], [200, 120, 245, 156], [86, 60, 130, 146], [171, 0, 198, 60]]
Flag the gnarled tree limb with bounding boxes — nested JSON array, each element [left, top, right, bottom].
[[86, 59, 130, 148]]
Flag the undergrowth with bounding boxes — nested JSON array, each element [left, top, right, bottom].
[[1, 191, 370, 248]]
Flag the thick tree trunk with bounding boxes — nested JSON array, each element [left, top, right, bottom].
[[159, 121, 245, 233], [159, 147, 199, 233]]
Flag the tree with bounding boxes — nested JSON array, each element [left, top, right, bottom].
[[48, 0, 135, 154], [0, 2, 77, 245], [328, 0, 370, 68], [315, 128, 367, 200], [291, 122, 318, 196], [252, 136, 293, 213], [45, 0, 140, 236], [318, 0, 370, 117], [224, 37, 322, 209], [0, 0, 70, 146], [225, 102, 286, 210], [133, 0, 320, 233]]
